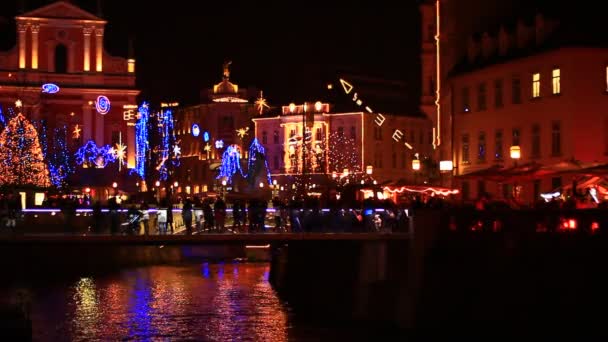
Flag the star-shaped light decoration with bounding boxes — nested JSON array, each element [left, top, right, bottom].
[[255, 91, 269, 115], [72, 124, 81, 139], [114, 141, 127, 171], [173, 144, 181, 157], [236, 127, 250, 139], [15, 99, 22, 108], [203, 143, 212, 159]]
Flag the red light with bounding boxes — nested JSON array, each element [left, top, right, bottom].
[[592, 222, 600, 232], [85, 187, 91, 193], [568, 219, 577, 230]]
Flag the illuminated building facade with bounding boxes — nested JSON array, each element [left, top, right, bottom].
[[253, 103, 433, 189], [420, 3, 608, 203], [172, 64, 258, 195], [0, 1, 139, 186]]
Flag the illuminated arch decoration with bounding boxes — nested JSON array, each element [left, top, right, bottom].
[[95, 95, 111, 115], [246, 138, 272, 186], [41, 83, 60, 94], [192, 124, 200, 137]]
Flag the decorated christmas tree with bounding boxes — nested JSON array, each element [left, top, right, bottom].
[[0, 113, 50, 187], [217, 144, 244, 184]]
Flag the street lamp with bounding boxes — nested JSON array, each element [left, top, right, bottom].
[[412, 159, 421, 171], [155, 181, 160, 187], [112, 182, 117, 188], [366, 165, 373, 175]]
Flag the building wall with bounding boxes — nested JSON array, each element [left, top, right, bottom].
[[450, 48, 608, 202], [0, 2, 138, 188], [253, 109, 433, 188]]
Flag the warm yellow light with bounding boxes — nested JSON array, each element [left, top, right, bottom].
[[439, 160, 453, 171], [221, 180, 227, 186], [327, 84, 333, 90], [510, 145, 521, 160], [343, 168, 349, 176], [127, 59, 135, 73], [155, 181, 160, 187], [314, 101, 323, 112], [173, 181, 179, 187], [273, 179, 277, 185], [112, 182, 117, 188], [259, 182, 264, 188], [366, 165, 373, 175], [289, 103, 296, 113], [412, 159, 421, 171], [34, 192, 45, 206]]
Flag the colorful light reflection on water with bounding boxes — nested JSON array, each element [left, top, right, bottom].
[[30, 264, 289, 341]]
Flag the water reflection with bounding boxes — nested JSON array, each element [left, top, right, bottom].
[[31, 263, 289, 341]]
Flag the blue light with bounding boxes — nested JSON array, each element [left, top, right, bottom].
[[158, 109, 174, 181], [192, 124, 200, 137], [203, 131, 210, 142], [41, 83, 60, 94], [246, 138, 272, 185], [135, 102, 149, 179], [95, 95, 111, 115], [75, 140, 116, 168], [216, 144, 245, 183], [48, 126, 73, 188], [215, 140, 224, 149]]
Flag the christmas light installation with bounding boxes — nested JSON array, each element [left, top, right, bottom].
[[0, 113, 51, 187], [114, 132, 127, 171], [204, 143, 212, 159], [246, 138, 272, 185], [41, 83, 60, 94], [158, 109, 175, 181], [192, 124, 200, 137], [255, 91, 270, 114], [203, 131, 210, 142], [433, 0, 442, 149], [0, 106, 6, 128], [327, 130, 360, 175], [72, 124, 81, 139], [236, 127, 250, 138], [48, 127, 73, 188], [335, 78, 415, 153], [134, 101, 149, 179], [216, 144, 244, 184], [75, 140, 116, 168], [95, 95, 111, 115], [215, 140, 224, 149], [15, 99, 22, 108]]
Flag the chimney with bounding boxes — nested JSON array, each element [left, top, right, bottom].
[[481, 32, 496, 59], [498, 26, 511, 56], [516, 20, 531, 49], [535, 13, 545, 45]]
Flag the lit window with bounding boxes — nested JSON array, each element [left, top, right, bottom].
[[532, 73, 540, 98], [552, 68, 560, 95], [462, 134, 470, 164]]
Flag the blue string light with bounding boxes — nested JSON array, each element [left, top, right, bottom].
[[75, 140, 116, 168], [135, 101, 149, 179], [216, 145, 245, 184], [247, 138, 272, 185], [158, 109, 174, 181], [0, 106, 6, 128], [48, 126, 73, 188]]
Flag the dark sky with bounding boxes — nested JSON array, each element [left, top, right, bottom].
[[0, 0, 423, 112]]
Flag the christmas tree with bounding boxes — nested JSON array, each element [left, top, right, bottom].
[[217, 144, 244, 184], [0, 113, 50, 187]]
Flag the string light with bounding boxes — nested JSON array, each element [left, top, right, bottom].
[[135, 101, 149, 179], [383, 186, 459, 196], [216, 144, 245, 184], [327, 131, 360, 175], [48, 126, 73, 188], [75, 140, 116, 168], [158, 109, 174, 180], [0, 113, 50, 187], [247, 138, 272, 185]]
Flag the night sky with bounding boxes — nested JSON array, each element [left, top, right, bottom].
[[0, 0, 422, 112]]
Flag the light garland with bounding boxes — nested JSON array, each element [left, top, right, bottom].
[[158, 109, 175, 180], [134, 101, 149, 179], [75, 140, 116, 168], [0, 113, 50, 187], [382, 186, 459, 196], [216, 144, 245, 184], [48, 126, 73, 188], [327, 130, 360, 174], [247, 138, 272, 185]]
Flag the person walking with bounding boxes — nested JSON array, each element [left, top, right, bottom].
[[182, 199, 193, 235]]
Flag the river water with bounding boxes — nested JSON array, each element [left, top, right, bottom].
[[6, 263, 401, 341]]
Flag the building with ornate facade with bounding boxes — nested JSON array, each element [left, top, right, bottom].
[[253, 102, 433, 194], [171, 64, 258, 195], [420, 1, 608, 203], [0, 1, 139, 190]]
